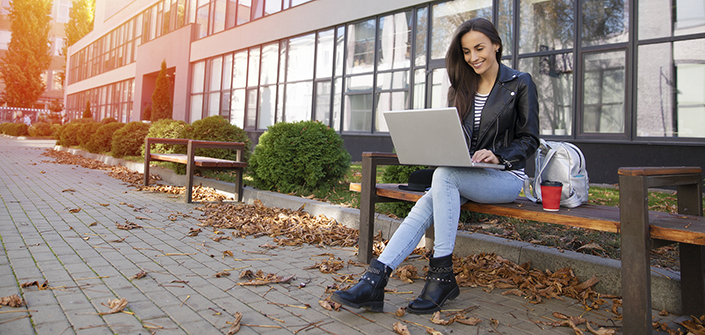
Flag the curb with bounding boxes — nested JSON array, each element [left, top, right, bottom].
[[52, 145, 683, 314]]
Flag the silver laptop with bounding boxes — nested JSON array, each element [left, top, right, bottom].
[[383, 107, 504, 169]]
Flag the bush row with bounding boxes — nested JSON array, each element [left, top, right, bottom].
[[22, 116, 352, 197]]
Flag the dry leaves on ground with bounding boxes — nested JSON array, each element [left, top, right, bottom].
[[130, 271, 147, 280], [455, 253, 609, 307], [318, 299, 341, 311], [20, 280, 48, 290], [394, 265, 419, 284], [304, 258, 344, 273], [116, 220, 142, 230], [393, 321, 411, 335], [196, 199, 359, 248], [227, 311, 243, 334], [98, 298, 128, 315], [0, 295, 25, 307], [237, 269, 294, 286]]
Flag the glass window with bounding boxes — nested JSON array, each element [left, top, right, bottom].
[[287, 34, 315, 81], [265, 0, 281, 16], [413, 69, 426, 109], [226, 0, 237, 29], [208, 92, 220, 117], [582, 0, 628, 46], [232, 50, 247, 88], [221, 91, 231, 118], [279, 40, 288, 82], [582, 50, 626, 134], [209, 57, 223, 92], [637, 39, 705, 138], [430, 68, 449, 108], [238, 0, 251, 25], [246, 88, 257, 127], [431, 0, 492, 60], [252, 0, 264, 20], [191, 94, 203, 122], [192, 61, 206, 93], [415, 7, 428, 67], [346, 19, 376, 74], [259, 85, 276, 128], [260, 42, 279, 85], [315, 80, 331, 125], [343, 94, 373, 131], [230, 88, 246, 127], [334, 26, 345, 76], [519, 54, 574, 136], [332, 77, 342, 131], [212, 0, 227, 34], [248, 47, 260, 87], [376, 71, 409, 90], [196, 4, 209, 38], [222, 54, 233, 90], [497, 0, 513, 57], [639, 0, 705, 40], [316, 29, 334, 79], [518, 0, 573, 54], [375, 91, 408, 132], [378, 11, 412, 71], [285, 81, 313, 122]]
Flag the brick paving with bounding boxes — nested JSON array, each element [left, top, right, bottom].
[[0, 136, 681, 334]]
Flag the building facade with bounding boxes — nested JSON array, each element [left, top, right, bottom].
[[65, 0, 705, 184]]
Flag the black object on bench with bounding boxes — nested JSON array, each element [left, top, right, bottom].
[[143, 137, 246, 203], [352, 152, 703, 335]]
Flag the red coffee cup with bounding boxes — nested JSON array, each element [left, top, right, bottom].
[[540, 180, 563, 211]]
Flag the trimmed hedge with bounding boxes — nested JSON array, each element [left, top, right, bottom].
[[111, 121, 150, 158], [249, 120, 350, 193], [77, 123, 103, 149], [0, 123, 29, 136], [142, 118, 188, 156], [28, 122, 53, 137], [85, 122, 125, 154]]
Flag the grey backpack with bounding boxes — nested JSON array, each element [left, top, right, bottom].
[[523, 139, 589, 208]]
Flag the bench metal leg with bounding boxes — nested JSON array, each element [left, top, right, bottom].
[[185, 141, 195, 203], [619, 174, 652, 335], [234, 167, 243, 202], [678, 182, 704, 315], [358, 156, 376, 263], [143, 139, 151, 186]]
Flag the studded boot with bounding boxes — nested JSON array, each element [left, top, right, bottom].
[[330, 259, 393, 312], [407, 254, 459, 314]]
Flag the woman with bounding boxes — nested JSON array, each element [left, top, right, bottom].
[[331, 18, 539, 314]]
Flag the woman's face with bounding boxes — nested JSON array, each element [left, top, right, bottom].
[[461, 30, 499, 76]]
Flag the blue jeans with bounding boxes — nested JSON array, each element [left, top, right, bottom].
[[377, 167, 523, 269]]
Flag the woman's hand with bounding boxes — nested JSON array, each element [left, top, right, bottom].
[[471, 149, 500, 164]]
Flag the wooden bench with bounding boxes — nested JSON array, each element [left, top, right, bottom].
[[143, 138, 246, 203], [353, 152, 704, 335]]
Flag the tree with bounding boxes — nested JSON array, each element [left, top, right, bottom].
[[58, 0, 95, 87], [83, 100, 92, 118], [151, 60, 173, 121], [0, 0, 53, 108]]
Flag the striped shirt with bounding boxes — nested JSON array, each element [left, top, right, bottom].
[[468, 93, 526, 181]]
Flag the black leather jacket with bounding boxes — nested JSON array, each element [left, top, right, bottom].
[[465, 64, 540, 170]]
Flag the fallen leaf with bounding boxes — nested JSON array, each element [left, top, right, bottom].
[[456, 316, 482, 326], [227, 311, 243, 334], [20, 280, 48, 290], [188, 228, 202, 237], [318, 299, 341, 311], [99, 203, 110, 207], [62, 188, 76, 193], [116, 221, 142, 230], [223, 250, 234, 260], [395, 306, 406, 317], [68, 208, 82, 213], [130, 271, 147, 280], [214, 271, 231, 278], [395, 265, 418, 284], [89, 222, 98, 226], [393, 321, 411, 335], [99, 298, 128, 315], [431, 311, 451, 325], [0, 294, 25, 307], [586, 322, 616, 335]]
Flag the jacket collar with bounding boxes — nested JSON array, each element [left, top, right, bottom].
[[497, 63, 519, 84]]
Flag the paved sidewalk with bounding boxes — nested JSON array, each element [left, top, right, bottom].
[[0, 137, 680, 334]]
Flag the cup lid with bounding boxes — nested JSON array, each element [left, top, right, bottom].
[[541, 180, 563, 187]]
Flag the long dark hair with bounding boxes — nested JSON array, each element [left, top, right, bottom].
[[446, 18, 503, 120]]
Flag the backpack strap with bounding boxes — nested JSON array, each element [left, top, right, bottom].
[[525, 139, 557, 203]]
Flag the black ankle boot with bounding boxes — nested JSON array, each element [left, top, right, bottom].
[[330, 259, 392, 312], [407, 254, 459, 314]]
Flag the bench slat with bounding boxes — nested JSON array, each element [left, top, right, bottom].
[[149, 153, 246, 168], [351, 182, 705, 245]]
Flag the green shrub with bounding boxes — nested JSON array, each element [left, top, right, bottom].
[[173, 116, 251, 174], [249, 120, 350, 193], [50, 124, 61, 137], [77, 123, 103, 148], [111, 121, 150, 158], [28, 122, 53, 137], [58, 123, 84, 147], [377, 165, 429, 218], [100, 117, 118, 124], [143, 118, 188, 156], [85, 122, 125, 154], [1, 123, 29, 136], [0, 123, 11, 134]]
